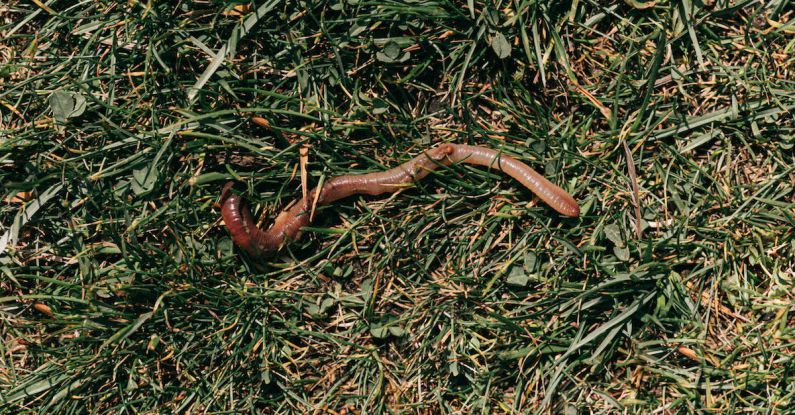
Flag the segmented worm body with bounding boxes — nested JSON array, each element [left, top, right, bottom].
[[221, 143, 579, 258]]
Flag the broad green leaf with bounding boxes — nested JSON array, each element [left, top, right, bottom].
[[131, 167, 157, 196], [506, 266, 529, 286], [614, 245, 630, 261], [376, 41, 402, 62], [604, 223, 624, 247], [49, 90, 86, 123], [49, 91, 74, 123], [349, 21, 367, 37], [388, 326, 406, 337], [450, 361, 460, 376], [491, 32, 511, 59], [360, 278, 374, 298], [319, 298, 335, 313], [370, 324, 389, 338], [372, 98, 389, 114], [624, 0, 657, 9]]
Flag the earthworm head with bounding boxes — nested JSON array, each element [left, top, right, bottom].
[[220, 181, 236, 204]]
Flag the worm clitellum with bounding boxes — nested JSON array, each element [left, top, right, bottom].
[[221, 143, 579, 259]]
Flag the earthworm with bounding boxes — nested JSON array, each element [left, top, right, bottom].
[[220, 143, 579, 259]]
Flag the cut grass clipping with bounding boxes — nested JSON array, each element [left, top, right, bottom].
[[1, 1, 794, 413]]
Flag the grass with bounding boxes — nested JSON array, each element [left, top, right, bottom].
[[1, 0, 794, 413]]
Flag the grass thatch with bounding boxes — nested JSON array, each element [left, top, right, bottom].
[[1, 0, 794, 413]]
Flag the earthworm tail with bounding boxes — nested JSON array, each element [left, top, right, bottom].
[[221, 143, 579, 259]]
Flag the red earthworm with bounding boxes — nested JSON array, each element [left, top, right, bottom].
[[220, 143, 579, 259]]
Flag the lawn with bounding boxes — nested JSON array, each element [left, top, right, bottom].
[[1, 0, 794, 413]]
